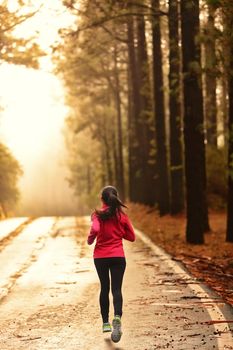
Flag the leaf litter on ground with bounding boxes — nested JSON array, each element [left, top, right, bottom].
[[127, 203, 233, 306]]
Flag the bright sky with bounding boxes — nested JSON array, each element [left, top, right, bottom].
[[0, 0, 77, 215], [0, 64, 68, 161]]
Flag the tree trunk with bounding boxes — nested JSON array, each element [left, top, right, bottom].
[[180, 0, 208, 244], [127, 15, 144, 202], [151, 0, 170, 215], [168, 0, 184, 214], [101, 151, 107, 187], [220, 74, 229, 147], [87, 165, 91, 194], [102, 125, 113, 185], [136, 13, 157, 206], [127, 64, 133, 200], [204, 4, 217, 147], [226, 83, 233, 241], [113, 44, 125, 200], [226, 3, 233, 242], [112, 128, 119, 187]]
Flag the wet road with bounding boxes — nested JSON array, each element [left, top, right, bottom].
[[0, 216, 232, 350]]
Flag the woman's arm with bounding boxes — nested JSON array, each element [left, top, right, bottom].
[[87, 214, 100, 245], [122, 215, 136, 242]]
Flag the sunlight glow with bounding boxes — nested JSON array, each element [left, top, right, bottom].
[[0, 1, 77, 215], [0, 64, 68, 161]]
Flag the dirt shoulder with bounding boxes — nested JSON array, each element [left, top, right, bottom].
[[127, 203, 233, 306]]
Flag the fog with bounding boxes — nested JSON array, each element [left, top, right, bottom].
[[16, 149, 78, 217], [0, 64, 78, 217]]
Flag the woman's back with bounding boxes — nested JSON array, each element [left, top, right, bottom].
[[88, 211, 135, 258]]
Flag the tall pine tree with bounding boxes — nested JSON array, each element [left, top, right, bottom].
[[181, 0, 209, 243]]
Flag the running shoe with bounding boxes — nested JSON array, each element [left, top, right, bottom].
[[103, 322, 112, 333], [111, 315, 122, 343]]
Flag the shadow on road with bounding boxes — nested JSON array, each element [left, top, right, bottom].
[[104, 338, 124, 350]]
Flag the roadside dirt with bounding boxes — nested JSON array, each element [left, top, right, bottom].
[[127, 204, 233, 306]]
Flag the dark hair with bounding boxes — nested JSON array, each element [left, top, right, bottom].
[[95, 185, 127, 221]]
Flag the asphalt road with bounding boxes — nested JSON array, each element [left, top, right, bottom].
[[0, 216, 232, 350]]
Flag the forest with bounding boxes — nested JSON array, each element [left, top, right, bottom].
[[0, 0, 233, 244], [0, 0, 233, 310], [53, 0, 233, 245], [0, 2, 43, 217]]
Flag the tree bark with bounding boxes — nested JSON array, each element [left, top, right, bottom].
[[220, 73, 229, 146], [113, 44, 125, 200], [168, 0, 184, 214], [86, 165, 91, 194], [127, 15, 144, 202], [180, 0, 208, 243], [226, 2, 233, 242], [204, 4, 217, 147], [151, 0, 170, 215], [226, 84, 233, 242], [112, 128, 119, 187], [136, 13, 157, 206], [101, 150, 107, 187], [102, 125, 113, 185]]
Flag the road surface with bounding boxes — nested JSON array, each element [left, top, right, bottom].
[[0, 216, 232, 350]]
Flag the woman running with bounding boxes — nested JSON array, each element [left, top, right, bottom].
[[87, 185, 135, 343]]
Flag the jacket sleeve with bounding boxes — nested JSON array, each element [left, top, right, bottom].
[[122, 214, 136, 242], [87, 213, 100, 245]]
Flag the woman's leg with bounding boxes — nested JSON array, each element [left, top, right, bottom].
[[109, 257, 126, 317], [94, 258, 110, 323]]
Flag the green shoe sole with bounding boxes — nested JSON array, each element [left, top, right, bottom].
[[111, 317, 122, 343], [103, 323, 112, 333]]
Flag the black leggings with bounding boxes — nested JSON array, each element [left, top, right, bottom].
[[94, 257, 126, 323]]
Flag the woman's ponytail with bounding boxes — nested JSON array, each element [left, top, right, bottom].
[[95, 186, 127, 221]]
